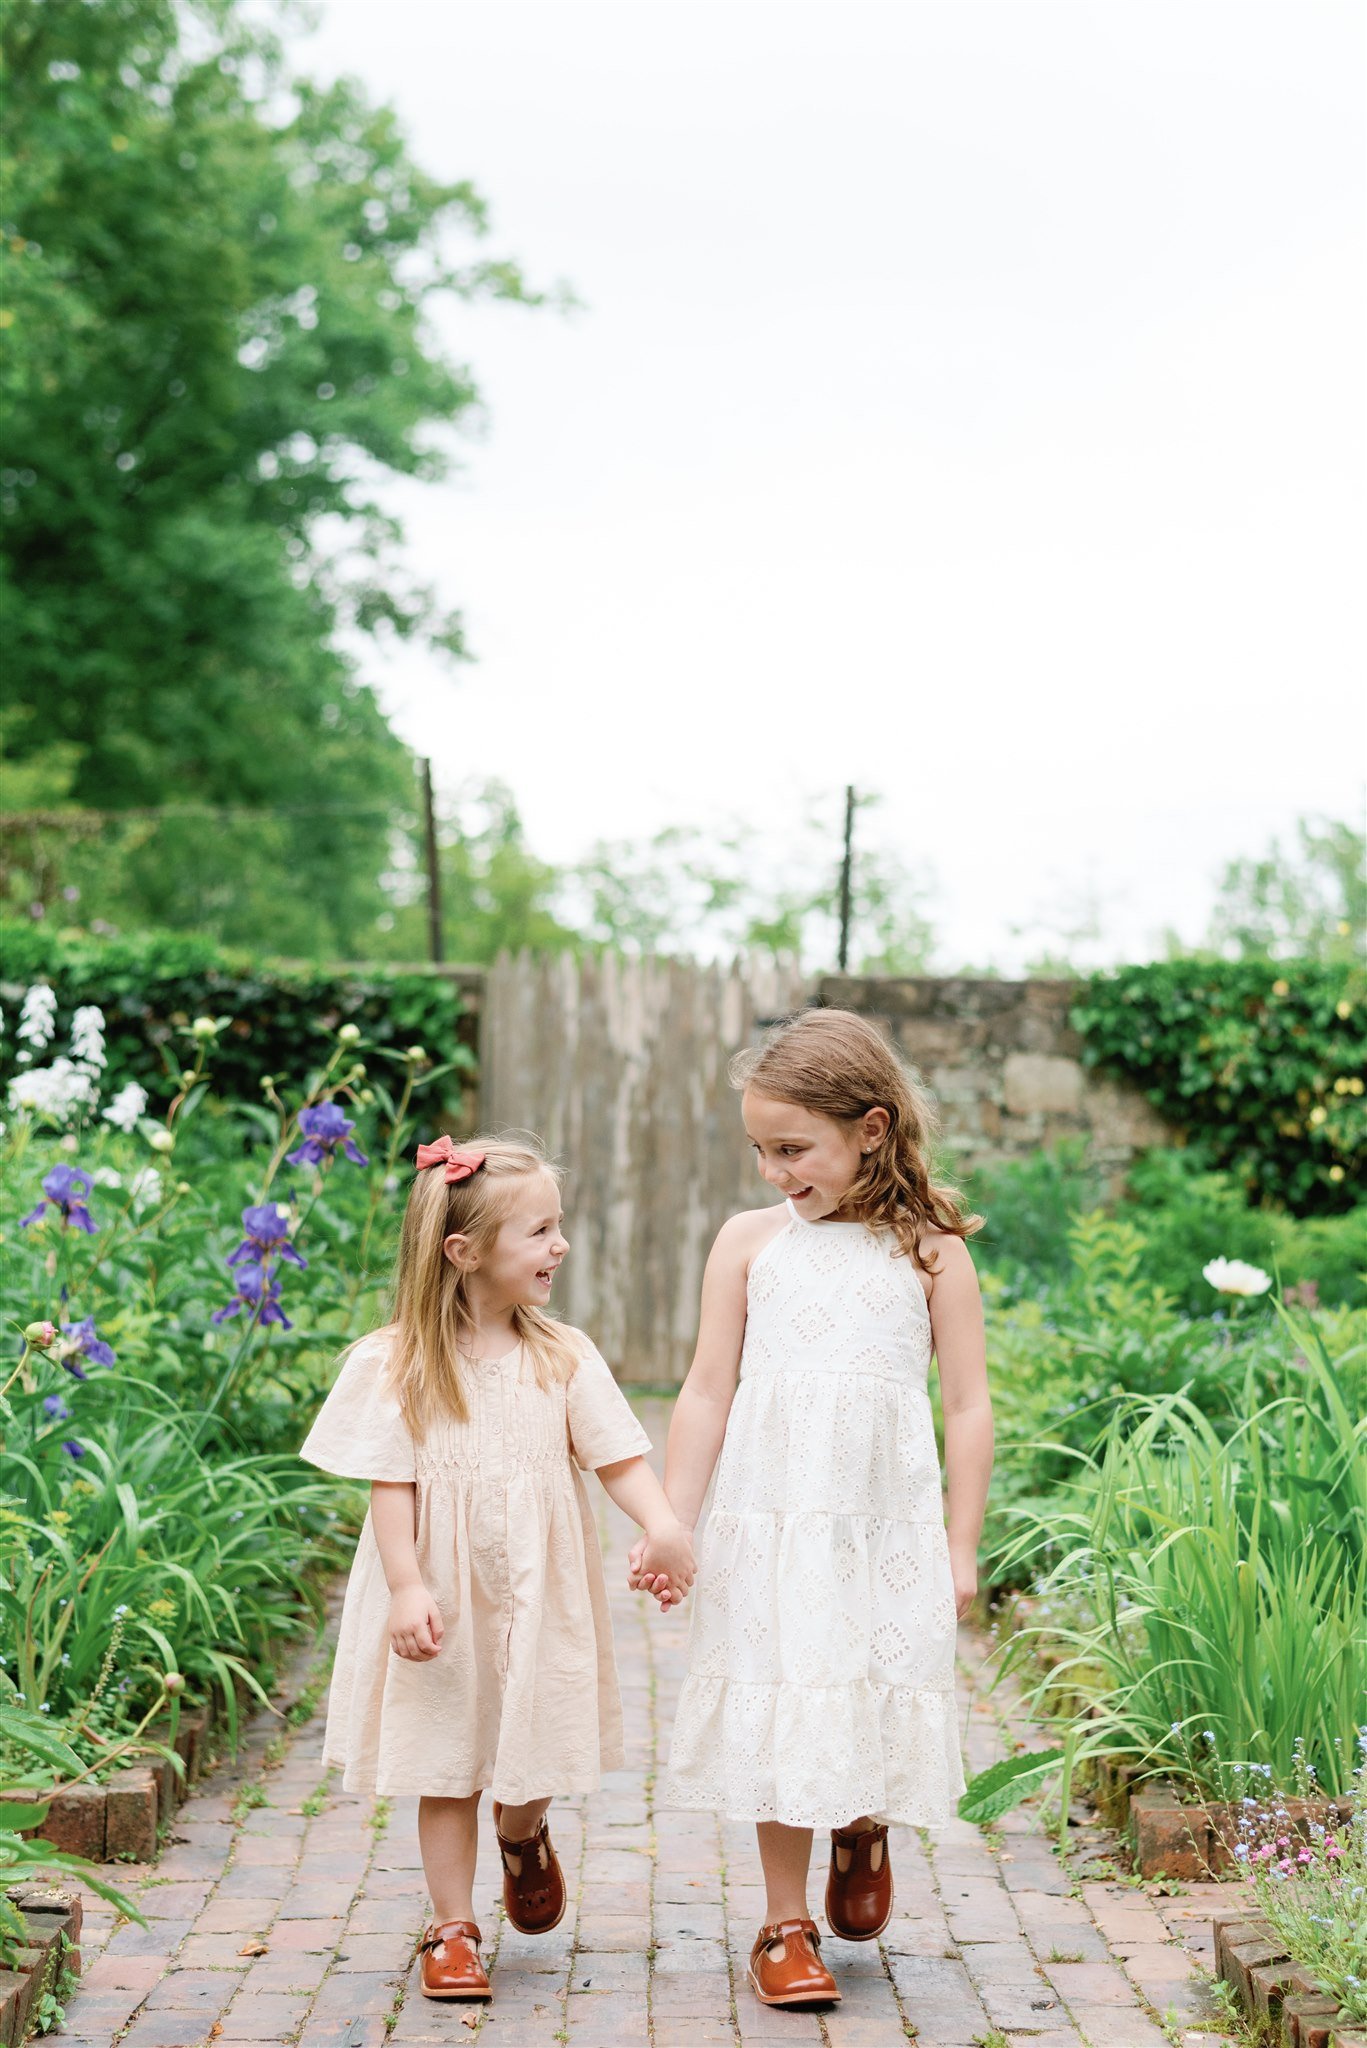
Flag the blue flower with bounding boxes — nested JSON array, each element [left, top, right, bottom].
[[211, 1262, 293, 1330], [58, 1315, 117, 1377], [20, 1165, 98, 1234], [42, 1393, 71, 1422], [286, 1103, 368, 1170], [62, 1439, 85, 1460], [229, 1203, 308, 1270]]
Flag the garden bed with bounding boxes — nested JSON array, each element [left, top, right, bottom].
[[1215, 1911, 1367, 2048], [1, 1700, 217, 1867], [0, 1885, 82, 2046]]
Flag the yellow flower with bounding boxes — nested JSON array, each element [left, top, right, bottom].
[[1328, 1165, 1345, 1183], [148, 1597, 178, 1622], [1336, 1000, 1352, 1019]]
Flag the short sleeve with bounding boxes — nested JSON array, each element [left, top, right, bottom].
[[299, 1333, 416, 1482], [565, 1338, 652, 1471]]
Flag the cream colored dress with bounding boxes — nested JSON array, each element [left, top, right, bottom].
[[300, 1328, 651, 1801]]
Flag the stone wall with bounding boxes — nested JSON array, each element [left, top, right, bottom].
[[816, 974, 1172, 1191]]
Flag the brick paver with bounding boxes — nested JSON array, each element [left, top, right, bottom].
[[56, 1396, 1249, 2046]]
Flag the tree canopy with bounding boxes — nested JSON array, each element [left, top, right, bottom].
[[0, 0, 537, 952]]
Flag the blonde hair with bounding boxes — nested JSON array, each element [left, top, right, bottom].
[[731, 1008, 981, 1269], [384, 1134, 580, 1439]]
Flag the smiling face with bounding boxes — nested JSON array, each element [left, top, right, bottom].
[[742, 1088, 889, 1221], [444, 1167, 569, 1311]]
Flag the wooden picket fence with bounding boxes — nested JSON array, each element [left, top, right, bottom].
[[481, 951, 805, 1384]]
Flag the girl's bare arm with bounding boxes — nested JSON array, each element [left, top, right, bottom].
[[371, 1480, 444, 1660], [662, 1211, 765, 1532], [922, 1235, 993, 1617]]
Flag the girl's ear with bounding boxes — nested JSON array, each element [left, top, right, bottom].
[[860, 1106, 891, 1152], [442, 1231, 477, 1271]]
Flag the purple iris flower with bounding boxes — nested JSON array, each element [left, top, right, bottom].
[[286, 1103, 368, 1170], [62, 1439, 85, 1460], [20, 1166, 98, 1234], [59, 1315, 117, 1376], [211, 1261, 293, 1330], [43, 1393, 71, 1421], [229, 1203, 308, 1270]]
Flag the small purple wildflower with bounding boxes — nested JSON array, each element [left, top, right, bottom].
[[229, 1203, 308, 1270], [286, 1103, 368, 1170], [211, 1261, 293, 1330], [58, 1315, 117, 1376], [42, 1393, 71, 1422], [20, 1165, 98, 1234], [62, 1440, 85, 1460]]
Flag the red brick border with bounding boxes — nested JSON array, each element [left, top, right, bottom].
[[0, 1702, 215, 1867], [1214, 1910, 1367, 2048], [0, 1884, 83, 2047]]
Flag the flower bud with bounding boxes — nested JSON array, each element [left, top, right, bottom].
[[405, 1045, 427, 1064], [338, 1023, 361, 1046], [190, 1016, 219, 1041], [358, 1088, 375, 1106], [179, 1069, 197, 1087], [163, 1672, 186, 1696], [260, 1074, 275, 1092], [176, 1181, 191, 1195], [147, 1128, 175, 1153], [24, 1320, 57, 1350]]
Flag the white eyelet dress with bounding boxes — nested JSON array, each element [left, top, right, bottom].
[[665, 1202, 966, 1829]]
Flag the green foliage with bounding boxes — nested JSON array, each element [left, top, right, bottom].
[[957, 1747, 1067, 1825], [1243, 1752, 1367, 2026], [0, 0, 542, 950], [1072, 960, 1365, 1214], [993, 1312, 1367, 1798], [1204, 815, 1366, 965], [0, 925, 475, 1110]]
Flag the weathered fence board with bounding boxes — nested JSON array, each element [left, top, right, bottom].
[[481, 952, 804, 1384]]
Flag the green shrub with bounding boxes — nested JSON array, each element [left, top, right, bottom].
[[1072, 959, 1364, 1214], [0, 924, 476, 1113], [994, 1308, 1367, 1798]]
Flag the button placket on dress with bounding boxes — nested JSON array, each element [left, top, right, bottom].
[[483, 1357, 511, 1681]]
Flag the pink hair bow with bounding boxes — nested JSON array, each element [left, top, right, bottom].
[[415, 1136, 487, 1183]]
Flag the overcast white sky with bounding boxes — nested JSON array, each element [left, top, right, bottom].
[[304, 0, 1365, 971]]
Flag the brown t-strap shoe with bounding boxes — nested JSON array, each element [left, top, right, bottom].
[[418, 1919, 491, 2000], [747, 1917, 841, 2006], [826, 1820, 893, 1940], [495, 1813, 566, 1934]]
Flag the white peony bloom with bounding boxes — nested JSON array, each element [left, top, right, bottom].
[[1203, 1257, 1273, 1298], [91, 1167, 124, 1189], [128, 1167, 163, 1210], [102, 1082, 149, 1133], [17, 985, 58, 1049], [70, 1005, 107, 1070], [6, 1057, 99, 1124]]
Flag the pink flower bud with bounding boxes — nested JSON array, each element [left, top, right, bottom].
[[24, 1320, 57, 1349]]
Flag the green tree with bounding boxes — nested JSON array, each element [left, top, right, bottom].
[[1202, 815, 1365, 964], [0, 0, 540, 952]]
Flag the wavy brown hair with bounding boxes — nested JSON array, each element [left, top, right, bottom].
[[731, 1008, 981, 1269], [381, 1134, 580, 1439]]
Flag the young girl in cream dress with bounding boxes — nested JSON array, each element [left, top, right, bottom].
[[302, 1135, 694, 2004], [632, 1010, 993, 2010]]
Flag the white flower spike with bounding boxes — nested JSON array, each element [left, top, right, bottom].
[[1203, 1257, 1273, 1298]]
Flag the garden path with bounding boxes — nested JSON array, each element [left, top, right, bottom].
[[56, 1397, 1248, 2048]]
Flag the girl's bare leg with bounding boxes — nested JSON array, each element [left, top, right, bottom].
[[491, 1795, 553, 1875], [756, 1820, 815, 1923], [418, 1791, 481, 1924]]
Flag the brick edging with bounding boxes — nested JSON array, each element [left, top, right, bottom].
[[1214, 1910, 1367, 2048], [0, 1884, 82, 2046], [0, 1700, 216, 1867]]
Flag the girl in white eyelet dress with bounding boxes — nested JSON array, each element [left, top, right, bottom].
[[631, 1009, 992, 2010]]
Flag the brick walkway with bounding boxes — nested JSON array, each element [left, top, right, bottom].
[[57, 1398, 1249, 2048]]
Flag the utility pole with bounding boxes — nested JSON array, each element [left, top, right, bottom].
[[837, 784, 855, 972], [420, 758, 444, 965]]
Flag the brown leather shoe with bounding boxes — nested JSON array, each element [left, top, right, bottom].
[[495, 1813, 566, 1934], [419, 1919, 491, 2000], [826, 1820, 893, 1940], [747, 1917, 840, 2006]]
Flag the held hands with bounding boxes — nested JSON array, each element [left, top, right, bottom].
[[627, 1521, 696, 1612], [388, 1583, 444, 1661]]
